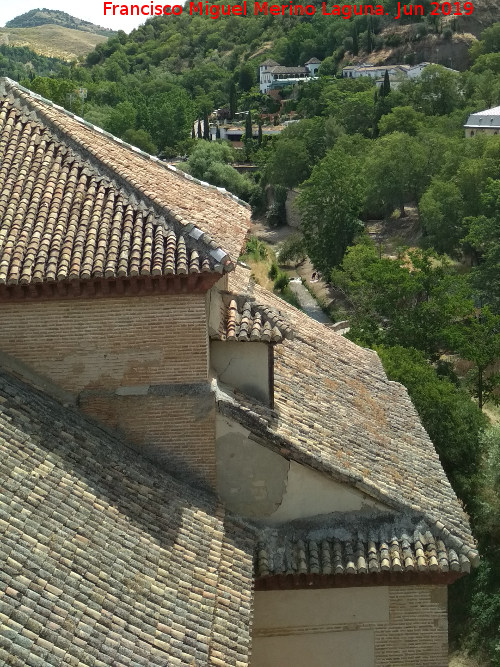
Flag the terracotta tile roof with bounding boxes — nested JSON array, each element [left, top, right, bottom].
[[0, 78, 251, 269], [221, 267, 479, 566], [256, 514, 473, 581], [0, 371, 254, 666], [214, 293, 293, 342], [0, 106, 214, 286]]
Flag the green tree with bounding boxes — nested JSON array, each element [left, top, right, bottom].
[[266, 138, 310, 189], [378, 106, 425, 136], [122, 128, 157, 154], [466, 179, 500, 306], [203, 110, 210, 140], [382, 70, 391, 97], [337, 242, 468, 355], [105, 101, 137, 138], [445, 307, 500, 410], [238, 61, 256, 92], [184, 141, 255, 202], [364, 132, 427, 217], [243, 109, 254, 159], [297, 147, 364, 273], [411, 65, 461, 115], [229, 79, 237, 119], [470, 22, 500, 60], [419, 180, 465, 255]]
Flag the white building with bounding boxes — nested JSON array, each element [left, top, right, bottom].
[[342, 62, 435, 81], [464, 106, 500, 137], [259, 57, 321, 94]]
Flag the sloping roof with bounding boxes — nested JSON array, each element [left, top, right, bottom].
[[256, 514, 473, 584], [0, 99, 214, 287], [465, 106, 500, 128], [221, 267, 478, 565], [0, 78, 251, 268], [0, 370, 254, 666], [213, 294, 293, 342], [260, 59, 279, 66], [270, 66, 307, 75], [305, 58, 321, 64]]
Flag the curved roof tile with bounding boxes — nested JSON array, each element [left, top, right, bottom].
[[0, 78, 251, 270]]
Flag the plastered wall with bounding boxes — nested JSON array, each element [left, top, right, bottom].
[[216, 414, 387, 519], [211, 341, 270, 404]]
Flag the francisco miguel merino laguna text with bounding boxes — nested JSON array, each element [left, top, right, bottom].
[[103, 1, 474, 18]]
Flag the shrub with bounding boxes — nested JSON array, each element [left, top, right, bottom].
[[274, 272, 290, 291], [243, 236, 268, 261], [268, 263, 279, 280]]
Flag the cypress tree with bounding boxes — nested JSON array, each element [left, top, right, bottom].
[[352, 29, 359, 56], [191, 125, 196, 140], [229, 80, 237, 120], [245, 110, 253, 141], [203, 110, 210, 140], [367, 16, 373, 53], [197, 119, 202, 139], [383, 70, 391, 97], [258, 121, 263, 146]]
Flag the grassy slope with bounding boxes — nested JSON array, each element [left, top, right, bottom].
[[0, 25, 107, 60]]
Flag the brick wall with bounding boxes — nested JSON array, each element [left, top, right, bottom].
[[252, 585, 448, 667], [0, 294, 217, 485], [0, 295, 208, 390], [375, 585, 448, 665], [80, 393, 215, 485]]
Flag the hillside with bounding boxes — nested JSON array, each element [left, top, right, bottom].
[[5, 9, 115, 37], [0, 25, 108, 61]]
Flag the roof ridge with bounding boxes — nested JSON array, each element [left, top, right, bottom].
[[0, 78, 250, 208], [0, 77, 249, 271]]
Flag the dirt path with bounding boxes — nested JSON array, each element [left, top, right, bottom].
[[250, 219, 338, 315], [288, 278, 332, 324]]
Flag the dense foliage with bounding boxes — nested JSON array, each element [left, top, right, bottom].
[[0, 45, 65, 80]]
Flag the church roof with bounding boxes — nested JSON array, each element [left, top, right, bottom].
[[0, 78, 251, 287], [0, 370, 254, 666], [222, 267, 479, 565]]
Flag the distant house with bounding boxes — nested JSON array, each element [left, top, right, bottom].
[[342, 63, 410, 80], [464, 106, 500, 137], [259, 57, 321, 93], [344, 61, 457, 91]]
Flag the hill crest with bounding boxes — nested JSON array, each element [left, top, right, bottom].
[[5, 8, 116, 37]]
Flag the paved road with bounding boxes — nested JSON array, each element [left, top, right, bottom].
[[288, 278, 332, 325]]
